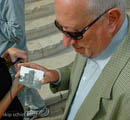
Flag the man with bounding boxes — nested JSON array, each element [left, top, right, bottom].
[[16, 0, 130, 119], [0, 0, 49, 119]]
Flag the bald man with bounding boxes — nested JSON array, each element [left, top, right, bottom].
[[16, 0, 130, 119]]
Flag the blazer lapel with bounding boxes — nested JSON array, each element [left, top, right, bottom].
[[75, 15, 130, 120]]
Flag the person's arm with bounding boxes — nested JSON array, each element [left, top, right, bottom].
[[0, 48, 27, 118], [0, 78, 24, 118], [0, 0, 25, 43]]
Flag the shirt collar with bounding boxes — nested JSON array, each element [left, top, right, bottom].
[[90, 16, 128, 69]]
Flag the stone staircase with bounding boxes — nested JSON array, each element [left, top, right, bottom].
[[25, 0, 71, 62]]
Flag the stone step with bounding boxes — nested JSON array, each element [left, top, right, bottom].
[[25, 0, 42, 4], [126, 0, 130, 9], [31, 47, 76, 69], [27, 32, 65, 61], [25, 0, 54, 21], [25, 14, 58, 41]]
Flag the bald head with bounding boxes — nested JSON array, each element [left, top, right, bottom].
[[55, 0, 86, 6], [55, 0, 126, 19], [54, 0, 87, 15], [54, 0, 88, 28]]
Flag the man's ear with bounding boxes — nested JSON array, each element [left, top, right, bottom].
[[106, 8, 121, 26], [104, 8, 121, 33]]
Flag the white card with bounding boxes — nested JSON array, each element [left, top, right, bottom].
[[19, 66, 44, 90]]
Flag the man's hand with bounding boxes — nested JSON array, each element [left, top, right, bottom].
[[15, 63, 59, 84]]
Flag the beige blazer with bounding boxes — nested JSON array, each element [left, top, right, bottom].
[[50, 15, 130, 120]]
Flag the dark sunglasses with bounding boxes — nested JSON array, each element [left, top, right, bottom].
[[54, 8, 113, 40]]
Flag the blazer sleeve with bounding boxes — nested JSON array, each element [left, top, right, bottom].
[[50, 62, 73, 93]]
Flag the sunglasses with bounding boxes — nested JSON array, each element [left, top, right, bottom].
[[54, 8, 113, 40]]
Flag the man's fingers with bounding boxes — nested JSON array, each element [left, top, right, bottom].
[[17, 63, 48, 72]]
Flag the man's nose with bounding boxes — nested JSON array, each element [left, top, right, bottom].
[[63, 34, 75, 47]]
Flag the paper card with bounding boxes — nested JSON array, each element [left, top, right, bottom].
[[19, 66, 44, 90]]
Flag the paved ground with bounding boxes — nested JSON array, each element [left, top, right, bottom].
[[37, 100, 66, 120]]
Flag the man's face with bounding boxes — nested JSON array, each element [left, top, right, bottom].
[[55, 0, 112, 58]]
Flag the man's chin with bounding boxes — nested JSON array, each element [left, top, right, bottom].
[[74, 47, 93, 57], [80, 52, 93, 58]]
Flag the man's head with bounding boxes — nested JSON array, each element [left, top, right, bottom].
[[54, 0, 126, 57]]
